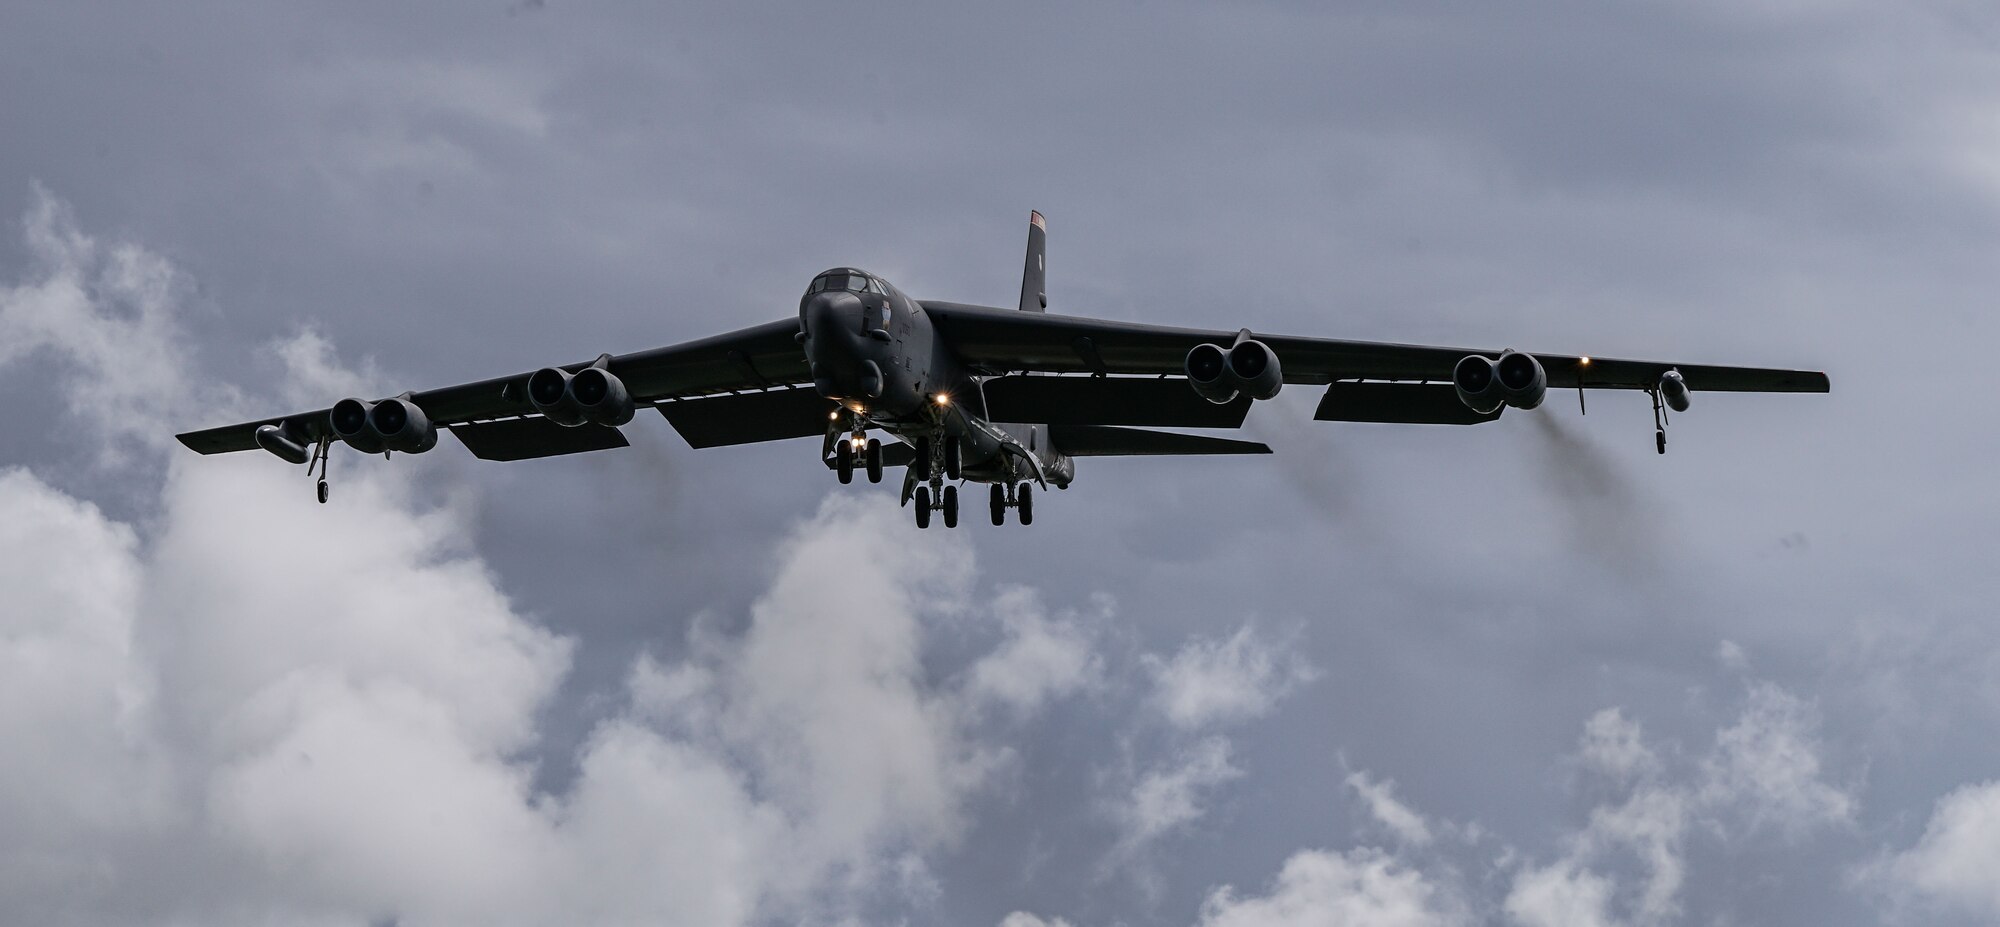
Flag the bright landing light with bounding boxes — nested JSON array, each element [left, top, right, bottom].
[[934, 393, 951, 406]]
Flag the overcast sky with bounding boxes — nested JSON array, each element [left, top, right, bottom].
[[3, 2, 1999, 925]]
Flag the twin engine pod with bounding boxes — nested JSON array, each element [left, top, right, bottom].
[[329, 396, 438, 454], [1453, 350, 1548, 415], [1185, 336, 1283, 405], [526, 365, 636, 428]]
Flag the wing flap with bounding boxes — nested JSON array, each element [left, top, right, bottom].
[[657, 388, 837, 449], [1314, 382, 1503, 425], [447, 418, 629, 461], [980, 376, 1252, 428], [1049, 425, 1270, 457]]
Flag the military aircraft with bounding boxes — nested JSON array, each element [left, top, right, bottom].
[[177, 212, 1829, 528]]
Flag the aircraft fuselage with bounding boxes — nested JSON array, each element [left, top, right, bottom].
[[798, 269, 1073, 488]]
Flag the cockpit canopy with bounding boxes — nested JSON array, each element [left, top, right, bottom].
[[807, 268, 885, 297]]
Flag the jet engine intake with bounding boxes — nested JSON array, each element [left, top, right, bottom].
[[329, 398, 385, 453], [1659, 369, 1690, 412], [1452, 355, 1505, 415], [1226, 339, 1283, 401], [569, 367, 636, 426], [367, 397, 438, 454], [1184, 343, 1239, 404], [1495, 350, 1547, 410], [528, 367, 587, 427]]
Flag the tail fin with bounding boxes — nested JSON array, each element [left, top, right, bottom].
[[1018, 210, 1047, 312]]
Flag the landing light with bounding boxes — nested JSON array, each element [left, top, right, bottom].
[[852, 436, 865, 449], [935, 393, 951, 407], [829, 411, 840, 421], [1579, 356, 1592, 367]]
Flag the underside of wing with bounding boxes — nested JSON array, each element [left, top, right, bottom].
[[1314, 382, 1503, 425], [656, 388, 837, 449], [175, 318, 809, 458], [1049, 425, 1271, 457], [448, 418, 630, 461], [921, 301, 1829, 399], [979, 375, 1252, 428]]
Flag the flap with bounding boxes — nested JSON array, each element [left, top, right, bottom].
[[447, 418, 629, 461], [657, 388, 838, 448], [1314, 382, 1503, 425], [980, 376, 1252, 428]]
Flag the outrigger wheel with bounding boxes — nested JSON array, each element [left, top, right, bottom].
[[865, 438, 884, 483], [317, 478, 329, 505], [835, 439, 855, 484], [914, 486, 932, 529]]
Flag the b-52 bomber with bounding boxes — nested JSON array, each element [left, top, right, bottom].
[[178, 212, 1829, 528]]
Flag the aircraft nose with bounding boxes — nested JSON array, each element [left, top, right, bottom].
[[802, 290, 863, 341]]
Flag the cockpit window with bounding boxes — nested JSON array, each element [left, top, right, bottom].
[[808, 273, 877, 296]]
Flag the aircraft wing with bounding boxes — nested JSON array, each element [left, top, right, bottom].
[[920, 301, 1829, 394], [176, 318, 810, 458]]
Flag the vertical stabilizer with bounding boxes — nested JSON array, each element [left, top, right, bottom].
[[1019, 210, 1047, 312]]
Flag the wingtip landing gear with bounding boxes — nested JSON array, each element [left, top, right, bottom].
[[306, 435, 334, 504], [1648, 388, 1670, 455]]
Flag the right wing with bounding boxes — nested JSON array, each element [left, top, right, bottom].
[[176, 319, 810, 458]]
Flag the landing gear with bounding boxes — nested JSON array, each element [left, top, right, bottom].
[[986, 480, 1036, 526], [306, 434, 333, 504], [942, 484, 959, 528], [1648, 388, 1669, 455], [912, 436, 932, 480], [835, 439, 855, 483], [944, 438, 962, 481], [865, 438, 883, 483], [914, 486, 932, 528]]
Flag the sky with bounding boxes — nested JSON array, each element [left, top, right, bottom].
[[2, 1, 1998, 925]]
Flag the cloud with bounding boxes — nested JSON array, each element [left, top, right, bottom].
[[1345, 771, 1434, 848], [964, 586, 1103, 716], [1114, 736, 1244, 856], [1505, 683, 1854, 927], [1145, 625, 1318, 730], [1195, 848, 1463, 927], [1879, 780, 2000, 919], [0, 190, 1095, 926]]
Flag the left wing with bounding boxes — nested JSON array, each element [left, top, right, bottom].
[[920, 301, 1829, 394], [176, 319, 808, 457]]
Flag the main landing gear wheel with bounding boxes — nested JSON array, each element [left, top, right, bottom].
[[944, 439, 962, 481], [1017, 482, 1033, 526], [835, 440, 855, 484], [912, 436, 931, 480], [865, 438, 883, 483], [942, 485, 959, 528], [990, 484, 1006, 525], [914, 486, 932, 528]]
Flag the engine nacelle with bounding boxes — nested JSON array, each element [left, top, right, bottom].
[[528, 367, 587, 427], [1226, 339, 1283, 401], [1453, 355, 1505, 415], [329, 398, 386, 453], [368, 397, 438, 454], [569, 367, 636, 426], [1495, 350, 1547, 410], [1659, 369, 1690, 412], [1184, 343, 1239, 404], [330, 397, 437, 454]]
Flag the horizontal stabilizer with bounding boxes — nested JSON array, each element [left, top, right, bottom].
[[658, 388, 838, 448], [1314, 382, 1502, 425], [982, 376, 1252, 428], [448, 418, 629, 461], [1049, 425, 1270, 457]]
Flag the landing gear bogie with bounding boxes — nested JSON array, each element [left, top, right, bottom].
[[835, 440, 855, 484]]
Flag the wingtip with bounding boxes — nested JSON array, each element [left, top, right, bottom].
[[1029, 210, 1045, 230]]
